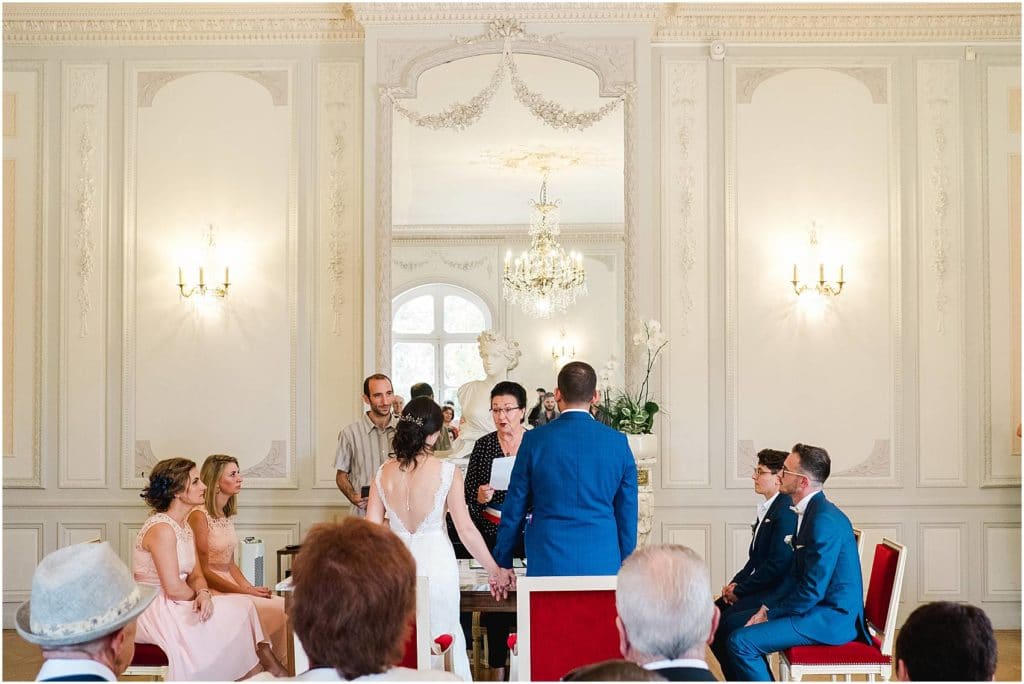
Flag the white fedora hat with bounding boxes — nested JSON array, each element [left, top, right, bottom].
[[16, 541, 157, 648]]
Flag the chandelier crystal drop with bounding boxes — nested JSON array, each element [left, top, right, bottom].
[[502, 177, 587, 318]]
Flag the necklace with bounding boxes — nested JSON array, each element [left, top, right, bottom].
[[497, 430, 523, 457], [401, 456, 425, 512]]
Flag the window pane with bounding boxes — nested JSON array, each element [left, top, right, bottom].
[[443, 295, 486, 333], [392, 343, 435, 400], [394, 295, 434, 334], [444, 343, 484, 387]]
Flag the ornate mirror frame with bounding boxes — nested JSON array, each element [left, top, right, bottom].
[[373, 30, 641, 384]]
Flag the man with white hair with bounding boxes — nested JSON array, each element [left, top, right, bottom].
[[615, 545, 720, 681], [17, 542, 157, 681]]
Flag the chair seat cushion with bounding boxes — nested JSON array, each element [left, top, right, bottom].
[[785, 636, 888, 665], [132, 643, 169, 666]]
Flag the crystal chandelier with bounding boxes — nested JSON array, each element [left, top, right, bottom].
[[502, 177, 587, 318]]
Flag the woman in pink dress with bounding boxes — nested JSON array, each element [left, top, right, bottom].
[[188, 454, 288, 663], [134, 457, 285, 681]]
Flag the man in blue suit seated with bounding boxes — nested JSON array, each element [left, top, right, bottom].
[[723, 443, 870, 681], [492, 361, 638, 576], [711, 449, 797, 677]]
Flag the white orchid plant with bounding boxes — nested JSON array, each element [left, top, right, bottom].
[[597, 319, 668, 435]]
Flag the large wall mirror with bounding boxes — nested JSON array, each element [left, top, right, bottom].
[[378, 32, 637, 412]]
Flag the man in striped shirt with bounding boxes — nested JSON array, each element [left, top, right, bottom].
[[335, 373, 397, 516]]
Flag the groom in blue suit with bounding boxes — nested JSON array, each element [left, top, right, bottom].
[[493, 361, 638, 576], [724, 443, 871, 681]]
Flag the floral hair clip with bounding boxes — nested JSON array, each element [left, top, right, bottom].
[[400, 414, 424, 427]]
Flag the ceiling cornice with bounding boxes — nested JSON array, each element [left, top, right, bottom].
[[353, 3, 662, 26], [2, 3, 364, 45], [2, 3, 1018, 46], [655, 3, 1020, 43]]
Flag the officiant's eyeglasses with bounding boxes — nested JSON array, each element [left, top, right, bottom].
[[490, 407, 523, 416], [780, 467, 809, 481]]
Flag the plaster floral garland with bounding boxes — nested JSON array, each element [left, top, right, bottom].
[[384, 19, 627, 132]]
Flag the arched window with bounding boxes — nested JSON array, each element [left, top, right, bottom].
[[391, 284, 492, 408]]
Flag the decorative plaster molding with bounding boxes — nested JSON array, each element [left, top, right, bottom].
[[736, 66, 887, 105], [833, 439, 892, 478], [378, 34, 636, 98], [321, 63, 357, 336], [242, 441, 289, 480], [921, 61, 956, 333], [133, 440, 159, 481], [668, 61, 699, 336], [355, 3, 661, 26], [70, 68, 100, 339], [4, 3, 1017, 46], [138, 70, 289, 107], [655, 3, 1021, 43], [393, 222, 624, 239], [375, 32, 638, 382], [2, 4, 364, 45]]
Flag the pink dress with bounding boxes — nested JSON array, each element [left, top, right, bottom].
[[133, 513, 265, 681], [196, 508, 288, 662]]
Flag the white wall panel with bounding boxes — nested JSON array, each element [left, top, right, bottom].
[[3, 524, 44, 601], [124, 63, 298, 488], [916, 60, 965, 487], [58, 522, 108, 547], [983, 523, 1021, 600], [918, 523, 966, 599], [726, 523, 754, 586], [983, 64, 1022, 487], [3, 62, 44, 488], [727, 62, 900, 488], [661, 58, 710, 489], [663, 523, 710, 565], [60, 63, 109, 488]]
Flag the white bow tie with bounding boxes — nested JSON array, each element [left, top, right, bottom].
[[790, 505, 803, 515]]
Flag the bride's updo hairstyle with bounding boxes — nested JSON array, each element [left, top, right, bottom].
[[392, 397, 443, 469]]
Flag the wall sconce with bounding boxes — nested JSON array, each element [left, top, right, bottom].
[[551, 329, 576, 364], [790, 224, 845, 296], [177, 225, 230, 299]]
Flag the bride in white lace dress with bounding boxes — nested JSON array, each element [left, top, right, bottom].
[[367, 397, 514, 681]]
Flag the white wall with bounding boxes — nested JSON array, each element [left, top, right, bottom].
[[3, 4, 1020, 630]]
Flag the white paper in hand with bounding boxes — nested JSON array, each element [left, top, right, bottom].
[[489, 456, 516, 490]]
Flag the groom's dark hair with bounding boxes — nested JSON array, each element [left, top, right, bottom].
[[558, 361, 598, 405]]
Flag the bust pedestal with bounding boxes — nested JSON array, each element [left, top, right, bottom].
[[625, 433, 657, 548]]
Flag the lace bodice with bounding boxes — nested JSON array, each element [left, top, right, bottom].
[[376, 459, 455, 539], [195, 508, 238, 568], [134, 513, 195, 586]]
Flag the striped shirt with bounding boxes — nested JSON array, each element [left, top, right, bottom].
[[334, 412, 398, 494]]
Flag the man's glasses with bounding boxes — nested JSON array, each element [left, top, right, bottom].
[[752, 467, 774, 477], [490, 407, 523, 416], [779, 467, 808, 481]]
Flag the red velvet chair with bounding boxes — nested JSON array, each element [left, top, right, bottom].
[[507, 575, 620, 682], [123, 642, 169, 680], [398, 576, 455, 673], [779, 537, 908, 682]]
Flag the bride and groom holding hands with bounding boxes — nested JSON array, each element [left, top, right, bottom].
[[366, 360, 638, 680]]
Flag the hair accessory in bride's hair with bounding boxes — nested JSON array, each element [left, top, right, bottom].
[[400, 414, 424, 427]]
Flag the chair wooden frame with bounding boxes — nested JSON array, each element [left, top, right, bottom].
[[852, 527, 865, 557], [511, 575, 619, 682], [779, 537, 908, 682], [123, 643, 169, 680], [413, 575, 454, 672]]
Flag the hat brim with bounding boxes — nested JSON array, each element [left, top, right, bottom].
[[15, 584, 158, 648]]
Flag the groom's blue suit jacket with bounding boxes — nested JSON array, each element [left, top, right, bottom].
[[763, 492, 871, 645], [493, 411, 638, 576]]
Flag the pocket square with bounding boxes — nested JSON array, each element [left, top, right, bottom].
[[795, 544, 806, 550]]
